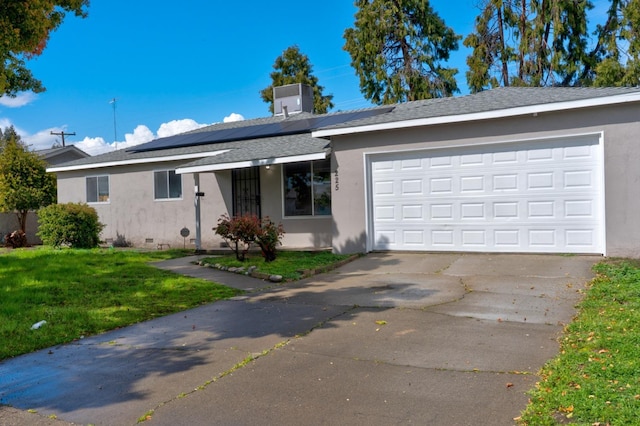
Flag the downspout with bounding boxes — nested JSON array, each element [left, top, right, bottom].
[[194, 173, 202, 251]]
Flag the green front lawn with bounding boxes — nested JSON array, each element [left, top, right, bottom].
[[0, 248, 241, 361], [519, 260, 640, 425]]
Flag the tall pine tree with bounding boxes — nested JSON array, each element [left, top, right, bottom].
[[464, 0, 593, 91], [593, 0, 640, 86], [465, 0, 640, 91], [343, 0, 460, 104], [260, 46, 334, 115]]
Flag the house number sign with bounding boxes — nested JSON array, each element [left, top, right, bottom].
[[334, 167, 340, 191]]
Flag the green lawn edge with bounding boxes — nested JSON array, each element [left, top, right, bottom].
[[518, 259, 640, 425]]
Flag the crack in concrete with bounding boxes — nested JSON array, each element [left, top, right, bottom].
[[137, 304, 360, 423]]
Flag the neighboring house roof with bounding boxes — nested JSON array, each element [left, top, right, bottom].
[[37, 145, 90, 166], [48, 86, 640, 174], [313, 86, 640, 138]]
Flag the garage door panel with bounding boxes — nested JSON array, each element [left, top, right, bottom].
[[369, 136, 603, 253]]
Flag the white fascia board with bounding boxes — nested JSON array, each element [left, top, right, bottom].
[[312, 92, 640, 138], [176, 152, 327, 174], [47, 150, 231, 173]]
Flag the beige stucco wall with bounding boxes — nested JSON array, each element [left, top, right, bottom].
[[56, 160, 332, 250], [331, 104, 640, 257]]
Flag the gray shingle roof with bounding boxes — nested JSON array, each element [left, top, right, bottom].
[[178, 133, 330, 169], [319, 86, 640, 130], [51, 86, 640, 172]]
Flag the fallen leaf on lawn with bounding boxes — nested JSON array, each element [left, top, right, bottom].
[[375, 320, 387, 325], [506, 383, 514, 388]]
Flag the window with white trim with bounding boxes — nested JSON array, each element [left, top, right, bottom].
[[154, 170, 182, 200], [283, 159, 331, 217], [86, 175, 109, 203]]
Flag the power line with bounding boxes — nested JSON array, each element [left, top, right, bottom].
[[50, 131, 75, 147]]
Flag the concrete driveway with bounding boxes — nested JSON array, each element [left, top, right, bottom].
[[0, 253, 598, 425]]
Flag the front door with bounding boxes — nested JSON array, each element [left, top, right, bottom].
[[232, 167, 261, 218]]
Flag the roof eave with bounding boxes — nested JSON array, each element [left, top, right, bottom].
[[176, 152, 328, 174], [47, 150, 231, 173]]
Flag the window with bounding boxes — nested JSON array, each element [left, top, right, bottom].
[[284, 159, 331, 217], [154, 170, 182, 200], [86, 175, 109, 203]]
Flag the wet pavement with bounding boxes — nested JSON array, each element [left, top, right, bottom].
[[0, 253, 598, 425]]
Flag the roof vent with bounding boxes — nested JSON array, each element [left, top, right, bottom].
[[273, 83, 314, 116]]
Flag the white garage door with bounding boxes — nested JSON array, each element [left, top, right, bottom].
[[368, 135, 604, 253]]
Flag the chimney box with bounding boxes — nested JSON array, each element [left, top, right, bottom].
[[273, 83, 314, 116]]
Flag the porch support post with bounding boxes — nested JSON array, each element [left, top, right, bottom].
[[194, 173, 202, 251]]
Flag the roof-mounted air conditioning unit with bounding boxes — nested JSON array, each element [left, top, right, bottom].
[[273, 83, 314, 116]]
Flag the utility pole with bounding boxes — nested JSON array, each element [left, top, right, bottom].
[[50, 131, 76, 147]]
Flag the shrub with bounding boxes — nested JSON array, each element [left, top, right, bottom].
[[4, 230, 27, 248], [37, 203, 104, 249], [255, 218, 285, 262], [213, 214, 285, 262]]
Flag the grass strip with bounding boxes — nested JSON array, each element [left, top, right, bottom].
[[201, 250, 354, 281], [0, 247, 241, 361], [518, 260, 640, 425]]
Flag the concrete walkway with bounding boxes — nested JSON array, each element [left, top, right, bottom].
[[0, 253, 598, 425]]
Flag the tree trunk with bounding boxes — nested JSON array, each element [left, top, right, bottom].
[[497, 5, 509, 86]]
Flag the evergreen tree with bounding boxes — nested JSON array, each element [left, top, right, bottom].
[[0, 1, 88, 97], [343, 0, 460, 104], [464, 0, 593, 91], [593, 0, 640, 86], [260, 46, 334, 114]]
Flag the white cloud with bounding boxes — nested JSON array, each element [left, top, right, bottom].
[[0, 117, 13, 130], [6, 112, 242, 157], [123, 125, 155, 146], [24, 127, 64, 150], [0, 92, 37, 108], [74, 125, 154, 156], [157, 118, 208, 137], [75, 136, 111, 156], [223, 113, 244, 123]]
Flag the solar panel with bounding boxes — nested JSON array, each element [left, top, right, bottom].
[[129, 107, 393, 153]]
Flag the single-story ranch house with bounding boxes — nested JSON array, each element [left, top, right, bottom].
[[48, 85, 640, 257]]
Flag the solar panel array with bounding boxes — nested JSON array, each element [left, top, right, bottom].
[[128, 107, 393, 153]]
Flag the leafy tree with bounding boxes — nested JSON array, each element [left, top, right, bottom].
[[0, 0, 88, 97], [0, 128, 57, 237], [343, 0, 460, 104], [260, 46, 334, 114]]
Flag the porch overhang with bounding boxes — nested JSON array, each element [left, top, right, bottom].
[[175, 152, 328, 174]]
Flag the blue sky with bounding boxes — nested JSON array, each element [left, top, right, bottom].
[[0, 1, 605, 155]]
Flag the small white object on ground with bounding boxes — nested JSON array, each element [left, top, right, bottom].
[[31, 320, 47, 330]]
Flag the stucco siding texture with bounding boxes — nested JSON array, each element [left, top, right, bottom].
[[56, 162, 332, 250]]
